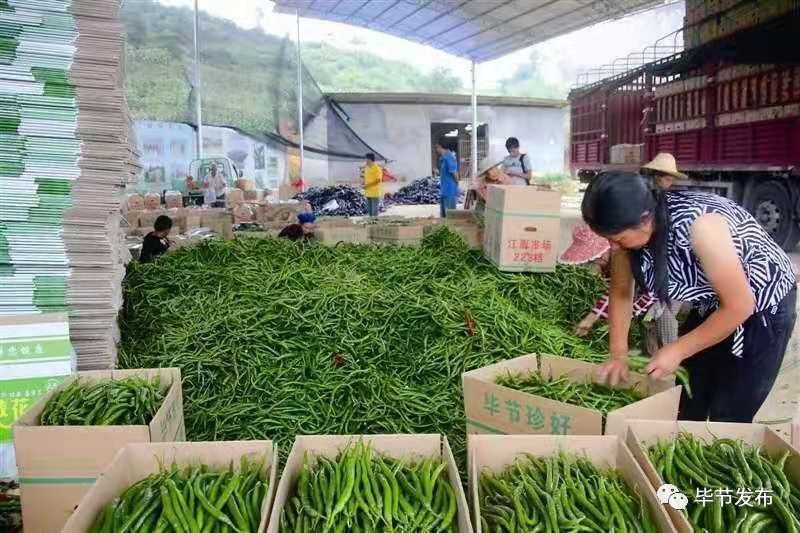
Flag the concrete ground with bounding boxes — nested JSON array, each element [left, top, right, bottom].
[[386, 196, 800, 441]]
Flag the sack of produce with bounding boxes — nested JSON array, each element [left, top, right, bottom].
[[144, 192, 161, 210], [233, 203, 257, 224], [127, 193, 144, 211], [164, 190, 183, 209]]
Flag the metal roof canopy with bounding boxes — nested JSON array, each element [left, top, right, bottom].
[[273, 0, 666, 63]]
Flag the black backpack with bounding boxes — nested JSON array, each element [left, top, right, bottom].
[[519, 153, 530, 184]]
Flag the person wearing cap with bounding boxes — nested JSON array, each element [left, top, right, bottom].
[[279, 212, 316, 241], [561, 223, 661, 339], [641, 152, 686, 190]]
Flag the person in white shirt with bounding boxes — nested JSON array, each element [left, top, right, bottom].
[[501, 137, 533, 186], [204, 164, 227, 206]]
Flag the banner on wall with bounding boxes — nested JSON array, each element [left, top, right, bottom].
[[132, 121, 286, 194]]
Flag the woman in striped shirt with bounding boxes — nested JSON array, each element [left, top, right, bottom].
[[582, 172, 797, 422]]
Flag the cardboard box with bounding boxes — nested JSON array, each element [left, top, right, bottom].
[[183, 209, 202, 231], [626, 420, 800, 533], [463, 354, 681, 438], [315, 226, 370, 245], [0, 313, 74, 478], [137, 209, 163, 229], [13, 368, 185, 533], [226, 188, 245, 207], [267, 434, 473, 533], [316, 216, 355, 228], [610, 143, 643, 164], [468, 434, 677, 533], [63, 441, 278, 533], [482, 186, 561, 272], [425, 220, 482, 248], [370, 222, 425, 245]]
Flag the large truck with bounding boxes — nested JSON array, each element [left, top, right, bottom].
[[568, 0, 800, 249]]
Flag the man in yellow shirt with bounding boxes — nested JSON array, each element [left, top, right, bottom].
[[363, 153, 382, 217]]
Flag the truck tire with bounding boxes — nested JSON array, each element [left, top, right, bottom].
[[744, 179, 800, 251]]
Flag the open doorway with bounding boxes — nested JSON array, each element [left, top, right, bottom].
[[430, 122, 487, 179]]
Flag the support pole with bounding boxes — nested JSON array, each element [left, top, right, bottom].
[[193, 0, 203, 159], [471, 60, 478, 180], [296, 9, 305, 191]]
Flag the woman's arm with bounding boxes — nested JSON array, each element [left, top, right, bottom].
[[646, 213, 754, 379], [608, 247, 635, 358], [597, 248, 636, 385]]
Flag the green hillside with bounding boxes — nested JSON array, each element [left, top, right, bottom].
[[121, 1, 465, 132]]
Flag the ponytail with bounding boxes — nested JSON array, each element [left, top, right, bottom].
[[628, 187, 671, 304]]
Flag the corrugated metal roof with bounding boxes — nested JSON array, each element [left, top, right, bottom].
[[273, 0, 667, 62], [327, 91, 567, 107]]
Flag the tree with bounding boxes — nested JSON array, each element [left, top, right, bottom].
[[494, 50, 566, 99]]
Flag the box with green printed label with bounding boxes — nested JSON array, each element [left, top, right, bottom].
[[0, 313, 74, 478], [13, 368, 184, 533], [462, 354, 681, 438]]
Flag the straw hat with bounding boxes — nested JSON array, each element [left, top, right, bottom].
[[559, 223, 611, 265], [641, 153, 688, 180]]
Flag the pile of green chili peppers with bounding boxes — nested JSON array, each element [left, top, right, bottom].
[[479, 453, 656, 532], [280, 442, 457, 532], [89, 459, 268, 533], [120, 228, 628, 468], [40, 377, 165, 426], [496, 371, 645, 419], [649, 433, 800, 532]]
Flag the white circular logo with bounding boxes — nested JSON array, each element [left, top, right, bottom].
[[668, 492, 689, 510], [656, 484, 681, 505]]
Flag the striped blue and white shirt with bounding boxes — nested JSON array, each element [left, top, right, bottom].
[[638, 191, 796, 357]]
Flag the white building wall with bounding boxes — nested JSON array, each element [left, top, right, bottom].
[[329, 102, 569, 185]]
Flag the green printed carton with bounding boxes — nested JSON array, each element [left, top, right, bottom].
[[462, 354, 681, 438], [0, 314, 74, 478]]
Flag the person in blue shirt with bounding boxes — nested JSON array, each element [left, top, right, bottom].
[[433, 140, 459, 217]]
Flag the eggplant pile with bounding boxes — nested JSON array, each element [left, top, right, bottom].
[[294, 185, 382, 217], [385, 177, 464, 206]]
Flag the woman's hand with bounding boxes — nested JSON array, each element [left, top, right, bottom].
[[645, 343, 687, 380], [596, 356, 630, 387], [574, 313, 598, 337]]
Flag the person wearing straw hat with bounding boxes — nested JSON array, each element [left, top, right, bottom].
[[641, 152, 687, 190], [560, 223, 665, 343]]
